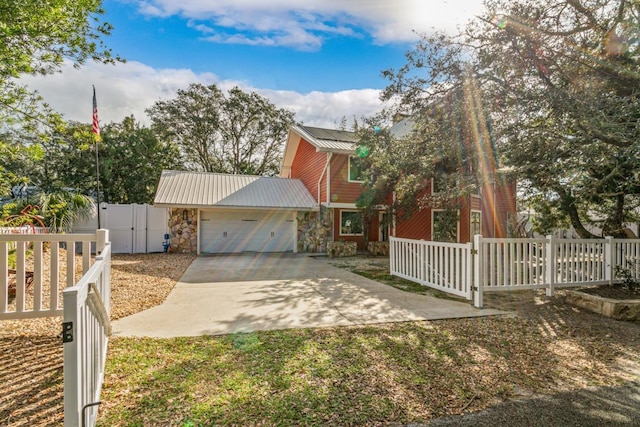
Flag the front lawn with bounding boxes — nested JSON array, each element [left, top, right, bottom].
[[99, 312, 640, 426], [4, 253, 638, 427]]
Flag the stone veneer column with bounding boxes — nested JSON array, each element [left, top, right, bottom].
[[297, 206, 333, 253], [168, 208, 198, 253]]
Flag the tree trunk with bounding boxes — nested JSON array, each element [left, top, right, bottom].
[[603, 194, 627, 238], [555, 186, 599, 239]]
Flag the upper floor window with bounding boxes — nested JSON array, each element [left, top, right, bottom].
[[432, 160, 455, 193], [348, 156, 365, 182]]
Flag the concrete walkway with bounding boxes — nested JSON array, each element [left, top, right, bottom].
[[112, 253, 504, 338]]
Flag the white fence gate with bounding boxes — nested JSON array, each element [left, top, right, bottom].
[[389, 237, 473, 299], [1, 232, 101, 319], [390, 235, 640, 308], [1, 230, 112, 427], [74, 203, 168, 254], [63, 234, 111, 427]]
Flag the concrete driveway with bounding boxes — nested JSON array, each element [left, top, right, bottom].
[[112, 253, 503, 338]]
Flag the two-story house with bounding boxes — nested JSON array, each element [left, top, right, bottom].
[[279, 125, 388, 252], [154, 123, 516, 254], [280, 124, 516, 251]]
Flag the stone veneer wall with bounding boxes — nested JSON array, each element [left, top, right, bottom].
[[367, 241, 390, 256], [327, 241, 357, 257], [297, 206, 333, 253], [168, 208, 198, 253]]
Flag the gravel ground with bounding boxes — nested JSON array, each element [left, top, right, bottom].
[[2, 253, 639, 426]]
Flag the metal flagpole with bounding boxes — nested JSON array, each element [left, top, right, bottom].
[[92, 85, 101, 229]]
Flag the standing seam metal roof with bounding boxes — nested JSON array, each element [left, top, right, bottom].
[[153, 170, 317, 210]]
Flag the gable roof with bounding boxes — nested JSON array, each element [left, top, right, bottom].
[[154, 170, 317, 210], [280, 125, 358, 177], [297, 126, 359, 152]]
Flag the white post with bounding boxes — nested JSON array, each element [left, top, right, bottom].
[[96, 229, 109, 254], [292, 212, 298, 253], [389, 237, 395, 275], [473, 234, 483, 308], [63, 287, 81, 427], [465, 241, 473, 300], [545, 235, 555, 297], [604, 236, 613, 285]]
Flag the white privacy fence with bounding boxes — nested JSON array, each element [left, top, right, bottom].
[[63, 235, 111, 427], [390, 235, 640, 308]]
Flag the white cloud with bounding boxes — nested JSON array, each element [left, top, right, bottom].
[[261, 88, 385, 128], [135, 0, 483, 49], [19, 61, 385, 128]]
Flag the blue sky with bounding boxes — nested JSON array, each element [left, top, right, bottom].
[[23, 0, 484, 127], [102, 0, 408, 93]]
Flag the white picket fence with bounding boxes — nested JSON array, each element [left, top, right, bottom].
[[1, 232, 99, 319], [389, 237, 473, 299], [63, 233, 111, 427], [390, 235, 640, 308], [0, 230, 112, 427]]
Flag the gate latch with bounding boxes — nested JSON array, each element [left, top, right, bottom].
[[62, 322, 73, 343]]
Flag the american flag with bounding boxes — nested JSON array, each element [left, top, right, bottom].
[[92, 86, 100, 135]]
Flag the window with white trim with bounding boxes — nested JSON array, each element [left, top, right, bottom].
[[470, 210, 482, 238], [340, 210, 363, 236], [348, 156, 365, 182]]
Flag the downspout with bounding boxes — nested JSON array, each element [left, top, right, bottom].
[[317, 153, 332, 205], [318, 152, 333, 246]]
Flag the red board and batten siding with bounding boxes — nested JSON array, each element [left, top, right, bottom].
[[493, 178, 517, 238], [393, 187, 431, 241], [329, 154, 362, 204], [459, 203, 471, 243], [290, 139, 327, 203]]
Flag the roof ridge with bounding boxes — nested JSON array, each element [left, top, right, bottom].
[[161, 170, 289, 180]]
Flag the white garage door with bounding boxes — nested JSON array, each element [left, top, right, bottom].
[[200, 210, 295, 254]]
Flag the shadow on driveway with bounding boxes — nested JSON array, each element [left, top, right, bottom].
[[112, 253, 504, 338]]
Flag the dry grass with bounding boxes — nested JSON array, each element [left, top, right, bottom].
[[1, 253, 639, 426], [97, 299, 640, 426], [0, 252, 195, 427]]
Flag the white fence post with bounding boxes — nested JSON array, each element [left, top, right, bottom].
[[97, 229, 109, 254], [545, 235, 556, 297], [62, 284, 84, 427], [389, 237, 395, 275], [473, 234, 483, 308], [62, 234, 112, 427], [605, 236, 613, 285]]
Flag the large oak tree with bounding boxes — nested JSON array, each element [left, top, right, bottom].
[[147, 84, 295, 176], [363, 0, 640, 237], [0, 0, 121, 198]]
